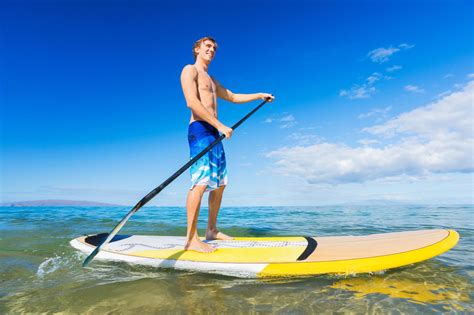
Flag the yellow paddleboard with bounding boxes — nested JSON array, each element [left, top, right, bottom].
[[70, 229, 459, 278]]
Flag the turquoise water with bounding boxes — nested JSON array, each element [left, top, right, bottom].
[[1, 205, 473, 313]]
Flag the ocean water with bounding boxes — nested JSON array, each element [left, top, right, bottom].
[[1, 205, 473, 314]]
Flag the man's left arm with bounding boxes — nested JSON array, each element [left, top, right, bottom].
[[214, 78, 274, 104]]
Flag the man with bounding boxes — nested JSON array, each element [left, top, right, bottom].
[[180, 36, 274, 252]]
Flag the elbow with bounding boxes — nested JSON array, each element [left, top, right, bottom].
[[228, 92, 237, 103]]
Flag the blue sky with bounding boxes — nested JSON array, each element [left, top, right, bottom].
[[1, 0, 473, 206]]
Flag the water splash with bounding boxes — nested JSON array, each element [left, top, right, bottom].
[[36, 252, 83, 278], [37, 256, 62, 277]]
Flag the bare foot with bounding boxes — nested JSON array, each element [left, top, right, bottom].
[[184, 238, 216, 253], [206, 229, 234, 240]]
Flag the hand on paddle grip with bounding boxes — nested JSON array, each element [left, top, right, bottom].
[[260, 93, 275, 102], [218, 125, 233, 139]]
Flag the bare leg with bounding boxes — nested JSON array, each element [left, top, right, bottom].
[[185, 185, 215, 252], [206, 185, 233, 240]]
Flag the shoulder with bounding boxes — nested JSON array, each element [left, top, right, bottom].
[[181, 64, 198, 77]]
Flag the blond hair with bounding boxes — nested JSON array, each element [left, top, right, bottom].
[[192, 36, 218, 60]]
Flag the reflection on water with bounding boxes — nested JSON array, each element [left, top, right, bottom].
[[1, 205, 473, 313], [332, 271, 471, 312]]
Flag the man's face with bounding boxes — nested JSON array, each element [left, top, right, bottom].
[[196, 40, 216, 62]]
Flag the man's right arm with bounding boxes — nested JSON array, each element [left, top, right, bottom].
[[180, 65, 232, 138]]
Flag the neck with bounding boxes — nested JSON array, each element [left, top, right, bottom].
[[194, 59, 209, 72]]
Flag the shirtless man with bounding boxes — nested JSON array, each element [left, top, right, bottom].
[[180, 36, 274, 252]]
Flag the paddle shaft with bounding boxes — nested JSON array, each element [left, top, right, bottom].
[[83, 98, 270, 266]]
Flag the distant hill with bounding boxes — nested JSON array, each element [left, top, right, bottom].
[[0, 200, 123, 207], [341, 199, 410, 206]]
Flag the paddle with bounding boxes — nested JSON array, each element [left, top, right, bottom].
[[83, 98, 271, 266]]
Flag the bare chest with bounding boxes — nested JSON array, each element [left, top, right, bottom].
[[196, 72, 216, 96]]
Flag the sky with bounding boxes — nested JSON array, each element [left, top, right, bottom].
[[1, 0, 473, 206]]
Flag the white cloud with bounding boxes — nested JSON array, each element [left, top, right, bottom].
[[340, 85, 376, 100], [366, 72, 383, 85], [398, 43, 415, 50], [365, 82, 472, 139], [386, 65, 402, 72], [357, 139, 380, 146], [340, 73, 391, 100], [280, 114, 295, 122], [287, 133, 324, 146], [267, 81, 474, 185], [280, 114, 296, 128], [358, 106, 392, 120], [404, 85, 425, 93], [263, 114, 297, 128], [444, 74, 454, 79], [467, 73, 474, 78], [367, 43, 413, 63], [437, 90, 452, 99], [368, 47, 400, 63]]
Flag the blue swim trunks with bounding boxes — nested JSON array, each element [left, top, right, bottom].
[[188, 121, 228, 191]]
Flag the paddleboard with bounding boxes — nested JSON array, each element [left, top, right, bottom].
[[70, 229, 459, 278]]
